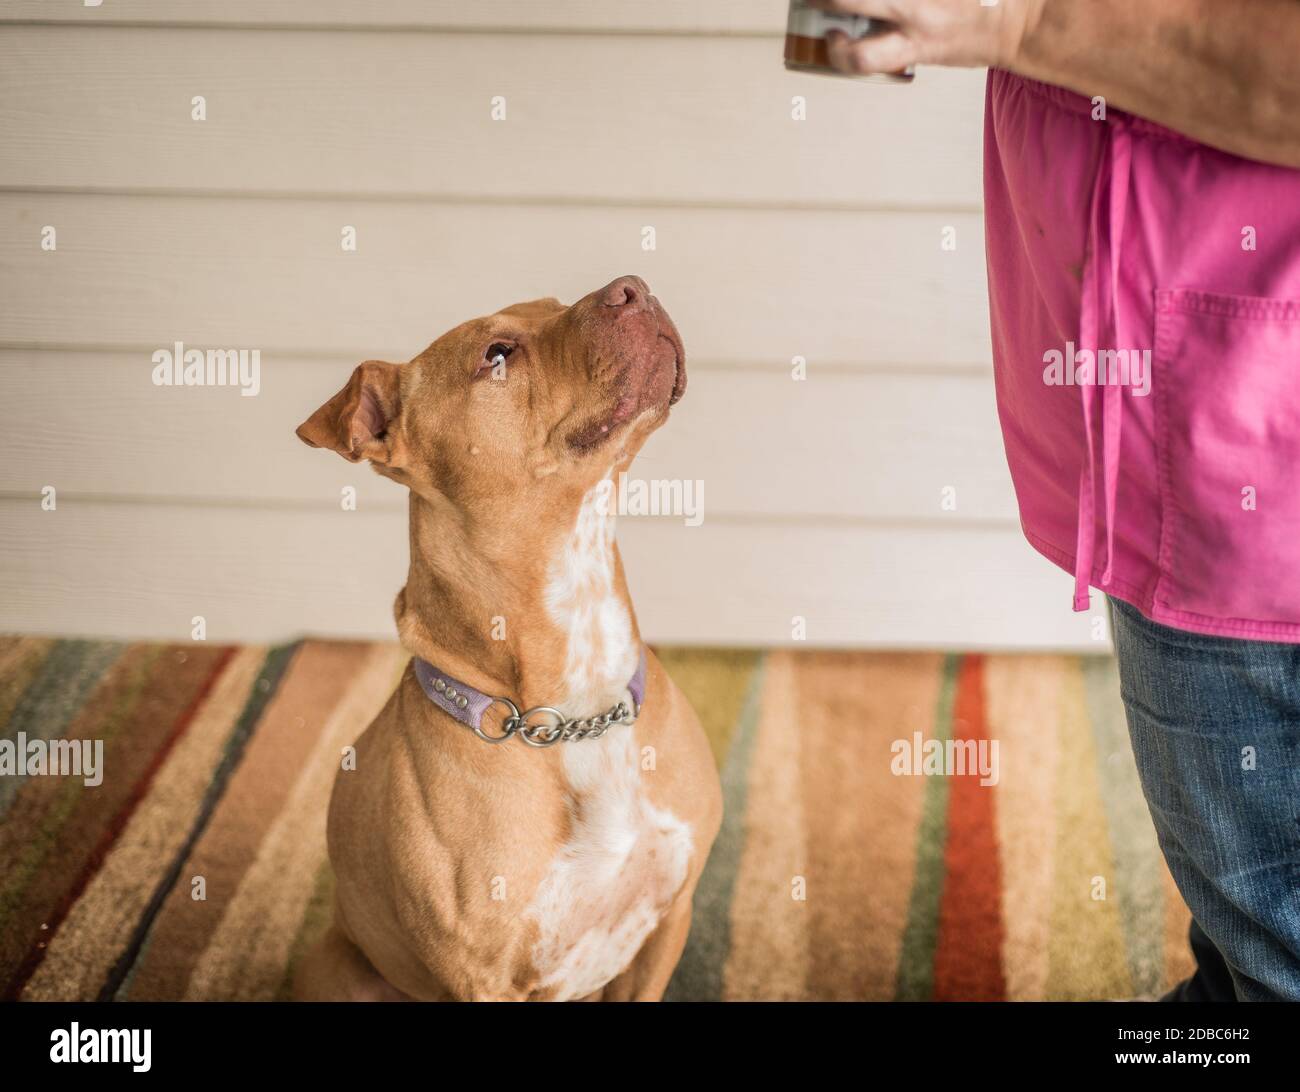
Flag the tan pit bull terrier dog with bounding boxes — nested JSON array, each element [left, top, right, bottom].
[[292, 275, 722, 1001]]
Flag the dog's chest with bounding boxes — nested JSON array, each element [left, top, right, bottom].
[[522, 475, 693, 999], [523, 733, 693, 1000]]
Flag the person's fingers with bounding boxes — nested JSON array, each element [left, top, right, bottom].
[[825, 28, 917, 75]]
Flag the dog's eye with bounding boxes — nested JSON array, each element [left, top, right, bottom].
[[485, 343, 513, 367]]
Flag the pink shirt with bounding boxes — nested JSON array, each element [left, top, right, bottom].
[[984, 70, 1300, 641]]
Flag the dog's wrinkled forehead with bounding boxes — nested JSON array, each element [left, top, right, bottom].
[[467, 295, 568, 341], [415, 297, 567, 369], [495, 296, 567, 323]]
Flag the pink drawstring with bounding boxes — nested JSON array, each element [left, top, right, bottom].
[[1072, 141, 1105, 611], [1073, 122, 1133, 611], [1101, 127, 1132, 587]]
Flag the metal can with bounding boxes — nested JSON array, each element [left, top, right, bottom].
[[784, 1, 915, 83]]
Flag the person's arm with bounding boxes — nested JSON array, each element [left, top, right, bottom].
[[809, 0, 1300, 168]]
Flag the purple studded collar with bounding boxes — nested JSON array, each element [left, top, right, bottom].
[[412, 648, 647, 748]]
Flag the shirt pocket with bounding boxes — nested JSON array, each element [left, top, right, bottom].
[[1153, 288, 1300, 623]]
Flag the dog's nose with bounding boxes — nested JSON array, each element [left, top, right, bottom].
[[599, 275, 651, 312]]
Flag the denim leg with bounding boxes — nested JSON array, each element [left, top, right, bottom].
[[1108, 597, 1300, 1001], [1160, 919, 1238, 1001]]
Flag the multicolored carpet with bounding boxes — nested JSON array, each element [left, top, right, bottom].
[[0, 636, 1192, 1001]]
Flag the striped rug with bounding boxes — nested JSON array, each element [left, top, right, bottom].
[[0, 637, 1192, 1001]]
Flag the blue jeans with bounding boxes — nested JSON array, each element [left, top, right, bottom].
[[1109, 597, 1300, 1001]]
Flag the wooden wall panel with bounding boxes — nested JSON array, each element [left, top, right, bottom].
[[0, 1, 791, 34], [0, 13, 1089, 649], [0, 194, 991, 366], [0, 351, 1014, 521], [0, 27, 985, 207], [0, 501, 1100, 649]]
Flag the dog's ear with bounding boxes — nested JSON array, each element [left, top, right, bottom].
[[296, 360, 402, 464]]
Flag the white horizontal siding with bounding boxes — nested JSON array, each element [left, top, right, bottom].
[[0, 27, 984, 207], [0, 11, 1092, 649], [0, 500, 1099, 649], [0, 1, 788, 33], [0, 351, 1016, 521], [0, 194, 990, 366]]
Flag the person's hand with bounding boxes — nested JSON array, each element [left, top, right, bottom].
[[805, 0, 1045, 74]]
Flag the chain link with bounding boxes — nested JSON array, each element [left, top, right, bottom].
[[493, 698, 638, 747]]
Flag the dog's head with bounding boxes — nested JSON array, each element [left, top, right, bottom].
[[296, 276, 685, 505]]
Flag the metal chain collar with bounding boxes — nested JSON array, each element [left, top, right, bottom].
[[471, 694, 640, 748], [418, 650, 646, 748]]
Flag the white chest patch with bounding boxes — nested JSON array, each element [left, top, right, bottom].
[[525, 478, 694, 1000], [542, 476, 635, 707], [524, 734, 694, 1000]]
